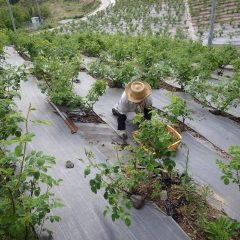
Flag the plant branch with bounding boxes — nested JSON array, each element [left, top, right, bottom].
[[16, 103, 31, 189], [7, 187, 16, 214]]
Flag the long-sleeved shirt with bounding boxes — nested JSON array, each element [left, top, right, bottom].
[[114, 92, 152, 114]]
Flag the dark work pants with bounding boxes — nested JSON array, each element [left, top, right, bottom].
[[112, 108, 152, 130]]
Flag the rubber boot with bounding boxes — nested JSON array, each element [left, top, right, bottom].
[[117, 114, 127, 139], [117, 114, 127, 130]]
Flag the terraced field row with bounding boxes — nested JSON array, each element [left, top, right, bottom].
[[189, 0, 240, 41], [65, 0, 189, 37]]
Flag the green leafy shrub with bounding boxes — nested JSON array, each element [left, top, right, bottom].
[[133, 111, 176, 171], [164, 95, 192, 127], [111, 61, 139, 87], [83, 149, 133, 226], [0, 64, 26, 141], [9, 31, 240, 112], [0, 105, 63, 239], [0, 29, 8, 55], [203, 216, 240, 240], [33, 54, 82, 108], [9, 31, 84, 108], [108, 39, 136, 64], [83, 143, 171, 226], [138, 46, 157, 70], [144, 62, 172, 88], [217, 145, 240, 190], [0, 2, 29, 29], [84, 80, 107, 111], [0, 49, 62, 238], [78, 33, 106, 57], [210, 70, 240, 111], [89, 60, 112, 79], [213, 45, 238, 68]]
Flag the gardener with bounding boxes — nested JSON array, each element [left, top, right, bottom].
[[112, 81, 152, 136]]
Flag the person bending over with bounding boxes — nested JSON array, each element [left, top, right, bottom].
[[112, 81, 152, 137]]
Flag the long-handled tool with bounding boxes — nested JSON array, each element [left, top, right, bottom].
[[49, 100, 79, 134]]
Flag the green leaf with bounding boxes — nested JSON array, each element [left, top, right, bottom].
[[33, 171, 40, 180], [103, 209, 108, 216], [91, 186, 97, 193], [109, 196, 115, 205], [111, 213, 119, 221], [223, 178, 230, 185], [15, 131, 21, 137], [113, 166, 119, 173], [51, 215, 61, 222], [104, 191, 108, 200], [34, 189, 40, 196], [21, 132, 35, 142], [37, 158, 45, 166], [84, 168, 91, 177], [36, 151, 42, 157], [15, 144, 23, 156], [95, 181, 101, 190], [89, 179, 95, 186], [124, 217, 131, 227], [109, 188, 116, 194], [32, 120, 51, 125], [125, 200, 132, 209]]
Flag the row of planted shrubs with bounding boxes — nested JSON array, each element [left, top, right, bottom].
[[3, 28, 240, 239], [7, 30, 240, 112], [8, 30, 107, 110], [84, 108, 240, 239], [0, 30, 62, 239], [76, 32, 240, 112]]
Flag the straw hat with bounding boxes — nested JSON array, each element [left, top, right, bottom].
[[125, 81, 152, 103]]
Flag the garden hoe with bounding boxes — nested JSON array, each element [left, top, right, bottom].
[[49, 100, 79, 134]]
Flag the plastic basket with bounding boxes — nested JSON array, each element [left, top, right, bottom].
[[132, 124, 182, 153]]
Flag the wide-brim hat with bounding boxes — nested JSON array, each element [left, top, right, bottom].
[[125, 81, 152, 103]]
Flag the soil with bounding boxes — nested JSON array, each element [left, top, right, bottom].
[[88, 72, 124, 89], [159, 80, 182, 92], [192, 97, 240, 124], [67, 111, 105, 123], [54, 105, 105, 124], [134, 174, 240, 240], [209, 108, 240, 124], [17, 51, 31, 61]]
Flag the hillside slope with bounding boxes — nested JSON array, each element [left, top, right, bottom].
[[65, 0, 240, 45], [67, 0, 189, 37], [189, 0, 240, 44], [0, 0, 101, 29]]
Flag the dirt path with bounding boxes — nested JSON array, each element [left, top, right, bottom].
[[59, 0, 115, 24], [183, 0, 197, 40], [84, 0, 115, 19]]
